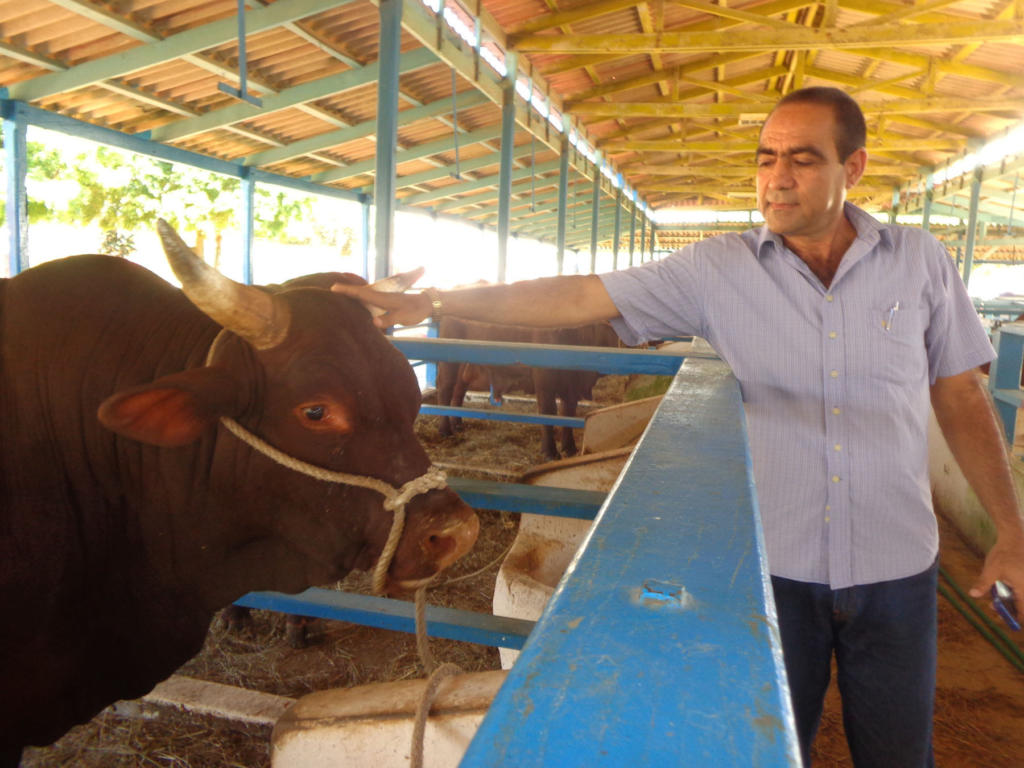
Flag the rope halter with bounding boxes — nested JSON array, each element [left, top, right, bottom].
[[206, 330, 449, 594]]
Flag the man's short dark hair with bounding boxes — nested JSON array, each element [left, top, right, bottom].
[[770, 87, 867, 160]]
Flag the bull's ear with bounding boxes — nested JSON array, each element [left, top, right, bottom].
[[98, 367, 242, 447]]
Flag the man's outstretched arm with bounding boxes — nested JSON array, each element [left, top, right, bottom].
[[931, 369, 1024, 616], [332, 273, 620, 329]]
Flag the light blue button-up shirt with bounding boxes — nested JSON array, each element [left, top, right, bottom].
[[600, 203, 995, 588]]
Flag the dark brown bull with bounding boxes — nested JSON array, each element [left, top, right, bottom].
[[0, 222, 478, 764], [435, 318, 621, 459]]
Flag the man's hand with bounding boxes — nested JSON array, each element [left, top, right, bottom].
[[969, 535, 1024, 623], [331, 283, 432, 329]]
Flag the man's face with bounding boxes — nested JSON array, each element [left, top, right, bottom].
[[756, 102, 864, 241]]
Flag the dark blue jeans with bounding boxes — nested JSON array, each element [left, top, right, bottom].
[[771, 560, 938, 768]]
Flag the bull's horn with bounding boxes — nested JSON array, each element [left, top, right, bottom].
[[156, 219, 290, 351], [371, 266, 424, 293]]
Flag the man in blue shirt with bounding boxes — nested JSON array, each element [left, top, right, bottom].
[[336, 87, 1024, 767]]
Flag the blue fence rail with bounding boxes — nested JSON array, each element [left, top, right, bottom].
[[989, 322, 1024, 443], [238, 336, 799, 765]]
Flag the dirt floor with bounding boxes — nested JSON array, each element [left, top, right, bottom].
[[17, 375, 1024, 767]]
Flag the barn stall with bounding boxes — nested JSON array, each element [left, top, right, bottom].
[[1, 0, 1024, 766]]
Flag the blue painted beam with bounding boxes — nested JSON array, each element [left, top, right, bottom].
[[628, 197, 637, 266], [235, 588, 534, 650], [962, 167, 982, 288], [240, 167, 255, 284], [419, 404, 584, 429], [989, 322, 1024, 444], [461, 358, 800, 767], [391, 337, 686, 376], [373, 0, 402, 280], [1, 100, 367, 204], [2, 99, 28, 275], [447, 477, 605, 520], [556, 134, 569, 275], [496, 81, 516, 283], [589, 163, 601, 272]]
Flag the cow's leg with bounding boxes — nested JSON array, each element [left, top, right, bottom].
[[559, 394, 580, 456], [448, 364, 472, 433], [219, 604, 253, 633], [285, 615, 317, 649], [534, 373, 561, 460], [436, 361, 459, 437]]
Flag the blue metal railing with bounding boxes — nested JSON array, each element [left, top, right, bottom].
[[462, 357, 799, 766], [989, 322, 1024, 443], [238, 337, 799, 765]]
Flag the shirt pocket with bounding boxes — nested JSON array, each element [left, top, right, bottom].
[[850, 301, 929, 385]]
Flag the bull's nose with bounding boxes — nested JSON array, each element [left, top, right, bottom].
[[425, 507, 479, 570]]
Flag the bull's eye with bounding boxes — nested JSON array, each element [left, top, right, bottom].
[[295, 398, 353, 434], [303, 405, 326, 421]]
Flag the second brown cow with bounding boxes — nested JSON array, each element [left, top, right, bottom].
[[435, 318, 621, 459]]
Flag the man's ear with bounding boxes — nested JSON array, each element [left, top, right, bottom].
[[845, 147, 868, 189], [98, 367, 243, 447]]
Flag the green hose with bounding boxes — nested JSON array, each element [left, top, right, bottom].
[[938, 565, 1024, 673]]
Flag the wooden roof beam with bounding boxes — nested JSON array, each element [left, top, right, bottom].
[[507, 0, 644, 38], [511, 20, 1024, 54], [7, 0, 351, 101], [572, 96, 1024, 119]]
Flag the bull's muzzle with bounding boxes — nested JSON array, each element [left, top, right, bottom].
[[387, 493, 479, 593]]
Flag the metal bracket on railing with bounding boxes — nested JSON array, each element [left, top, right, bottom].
[[989, 322, 1024, 445]]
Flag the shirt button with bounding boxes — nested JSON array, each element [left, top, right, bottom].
[[825, 516, 831, 523], [825, 505, 831, 511], [832, 407, 841, 415], [830, 370, 839, 378], [829, 331, 837, 339], [832, 475, 840, 483], [834, 443, 842, 451], [826, 294, 834, 302]]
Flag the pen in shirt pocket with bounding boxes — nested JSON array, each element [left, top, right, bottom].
[[883, 301, 900, 332]]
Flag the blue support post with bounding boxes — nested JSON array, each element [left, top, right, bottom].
[[649, 221, 657, 261], [374, 0, 403, 280], [425, 319, 438, 387], [360, 197, 371, 281], [3, 100, 28, 275], [461, 358, 800, 766], [240, 166, 255, 284], [556, 134, 569, 276], [922, 178, 933, 233], [639, 209, 647, 263], [612, 179, 623, 270], [962, 167, 982, 288], [628, 197, 637, 266], [589, 161, 601, 273], [496, 75, 516, 283]]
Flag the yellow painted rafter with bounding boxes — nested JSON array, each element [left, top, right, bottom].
[[847, 0, 970, 27], [602, 136, 965, 151], [636, 1, 670, 99], [565, 51, 760, 105], [510, 21, 1024, 53], [506, 0, 642, 38], [622, 161, 909, 176], [845, 47, 1024, 89], [569, 96, 1024, 118], [535, 0, 814, 75], [665, 0, 810, 30]]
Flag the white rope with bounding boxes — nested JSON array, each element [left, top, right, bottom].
[[206, 329, 466, 768], [219, 416, 448, 594], [206, 329, 448, 594]]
